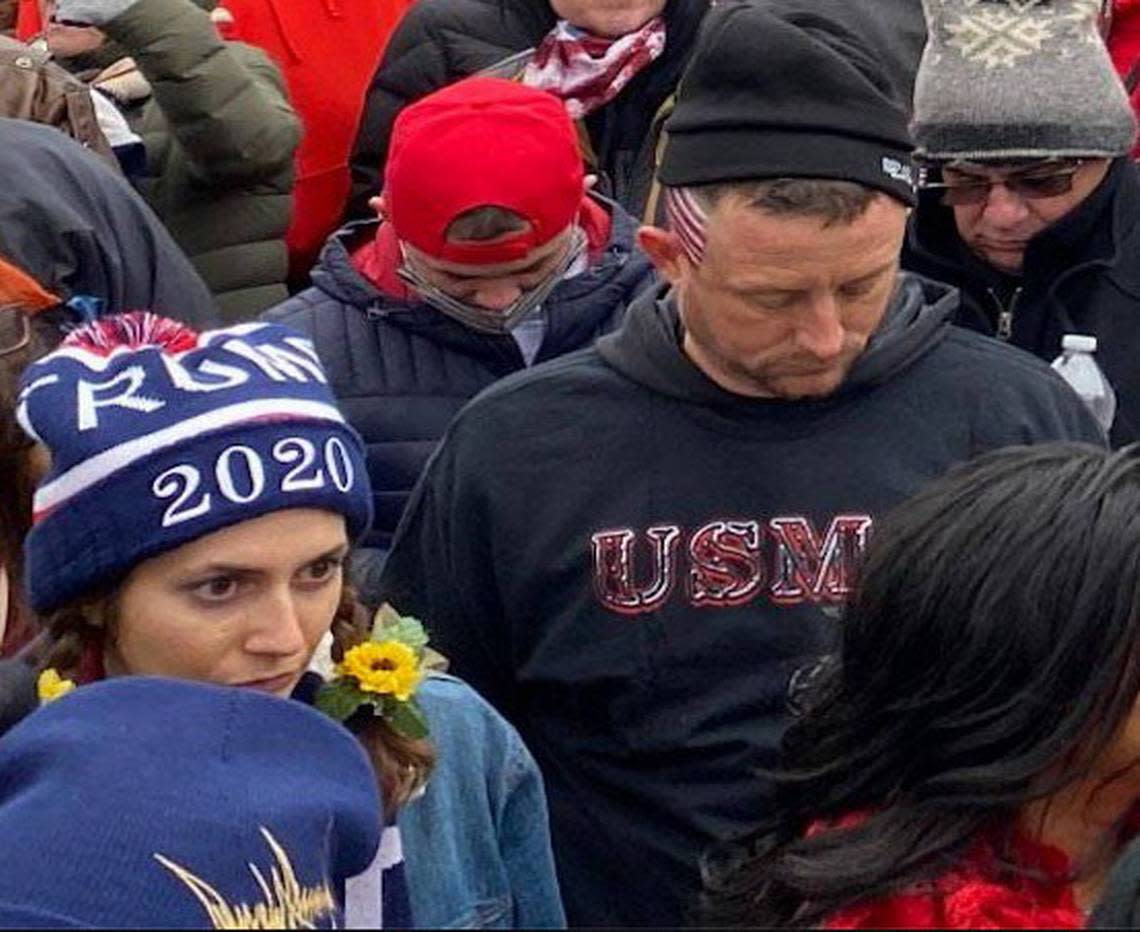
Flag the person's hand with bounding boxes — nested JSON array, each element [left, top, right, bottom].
[[50, 0, 139, 27]]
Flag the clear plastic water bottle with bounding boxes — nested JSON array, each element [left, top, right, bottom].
[[1051, 334, 1117, 434]]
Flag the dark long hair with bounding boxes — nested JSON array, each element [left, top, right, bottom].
[[703, 443, 1140, 927]]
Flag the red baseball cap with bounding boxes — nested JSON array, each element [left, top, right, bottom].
[[384, 77, 585, 265]]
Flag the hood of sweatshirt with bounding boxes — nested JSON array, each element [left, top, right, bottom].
[[597, 272, 958, 408]]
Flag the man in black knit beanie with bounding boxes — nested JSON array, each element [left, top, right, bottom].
[[378, 2, 1104, 925]]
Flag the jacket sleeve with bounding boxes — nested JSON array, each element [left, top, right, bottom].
[[970, 352, 1110, 454], [343, 2, 454, 221], [56, 132, 220, 327], [1090, 836, 1140, 928], [102, 0, 300, 188], [497, 731, 568, 928], [377, 421, 521, 722]]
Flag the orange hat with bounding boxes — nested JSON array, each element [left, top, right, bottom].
[[0, 256, 59, 314]]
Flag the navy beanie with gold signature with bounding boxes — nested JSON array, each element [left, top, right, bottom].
[[0, 677, 381, 927], [658, 0, 919, 205]]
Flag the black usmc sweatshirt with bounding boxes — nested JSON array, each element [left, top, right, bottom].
[[377, 275, 1102, 927]]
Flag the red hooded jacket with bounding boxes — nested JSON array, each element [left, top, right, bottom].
[[1107, 0, 1140, 158]]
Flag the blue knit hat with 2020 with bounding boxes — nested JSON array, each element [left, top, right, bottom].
[[17, 313, 373, 614]]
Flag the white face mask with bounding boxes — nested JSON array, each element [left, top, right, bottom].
[[397, 228, 588, 335]]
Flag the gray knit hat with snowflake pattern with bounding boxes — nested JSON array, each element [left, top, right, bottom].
[[912, 0, 1136, 160]]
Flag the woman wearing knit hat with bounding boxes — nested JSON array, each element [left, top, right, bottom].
[[0, 677, 384, 928], [6, 311, 565, 928], [0, 115, 224, 654]]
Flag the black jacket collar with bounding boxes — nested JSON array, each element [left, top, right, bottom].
[[908, 158, 1140, 303], [309, 198, 650, 375]]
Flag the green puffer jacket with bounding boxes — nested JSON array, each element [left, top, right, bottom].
[[99, 0, 300, 321]]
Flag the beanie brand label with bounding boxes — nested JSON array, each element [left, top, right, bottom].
[[881, 157, 916, 188]]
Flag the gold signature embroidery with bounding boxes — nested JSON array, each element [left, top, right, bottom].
[[154, 827, 337, 929]]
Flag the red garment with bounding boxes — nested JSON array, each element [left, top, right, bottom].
[[16, 0, 413, 274], [352, 196, 614, 300], [216, 0, 414, 279], [14, 0, 39, 40], [384, 78, 584, 265], [1108, 0, 1140, 159], [808, 817, 1083, 930], [522, 17, 667, 120]]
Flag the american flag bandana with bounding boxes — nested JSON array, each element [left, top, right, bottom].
[[522, 17, 667, 121], [664, 186, 708, 265]]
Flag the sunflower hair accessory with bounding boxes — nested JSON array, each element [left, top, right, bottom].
[[37, 668, 76, 705], [315, 604, 431, 740]]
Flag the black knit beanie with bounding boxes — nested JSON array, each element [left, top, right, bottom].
[[659, 0, 918, 206]]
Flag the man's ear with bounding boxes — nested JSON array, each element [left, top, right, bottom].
[[369, 195, 388, 221], [637, 226, 688, 286]]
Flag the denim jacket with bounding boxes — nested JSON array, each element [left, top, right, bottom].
[[397, 674, 566, 929]]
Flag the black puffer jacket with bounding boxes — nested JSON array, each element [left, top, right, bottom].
[[264, 199, 655, 568], [904, 158, 1140, 448], [344, 0, 708, 220]]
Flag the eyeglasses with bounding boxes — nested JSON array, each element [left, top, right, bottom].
[[0, 307, 31, 359], [920, 160, 1085, 207]]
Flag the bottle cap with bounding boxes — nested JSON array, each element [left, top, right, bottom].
[[1062, 334, 1098, 353]]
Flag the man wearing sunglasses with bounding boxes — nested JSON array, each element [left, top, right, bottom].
[[265, 76, 654, 579], [904, 0, 1140, 444]]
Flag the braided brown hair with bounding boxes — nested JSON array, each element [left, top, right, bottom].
[[329, 584, 436, 816], [34, 578, 434, 817]]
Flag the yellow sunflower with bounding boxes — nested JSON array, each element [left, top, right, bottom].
[[339, 641, 422, 701], [37, 668, 76, 704]]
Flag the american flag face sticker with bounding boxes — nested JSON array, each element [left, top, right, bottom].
[[664, 186, 709, 266]]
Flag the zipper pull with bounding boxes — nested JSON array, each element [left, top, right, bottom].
[[988, 287, 1022, 342], [997, 309, 1013, 341]]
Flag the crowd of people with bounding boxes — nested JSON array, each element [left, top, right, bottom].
[[3, 0, 1140, 928]]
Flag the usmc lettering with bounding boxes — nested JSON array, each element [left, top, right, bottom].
[[592, 514, 873, 615]]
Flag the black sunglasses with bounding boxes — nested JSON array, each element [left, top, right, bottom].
[[920, 160, 1086, 207]]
